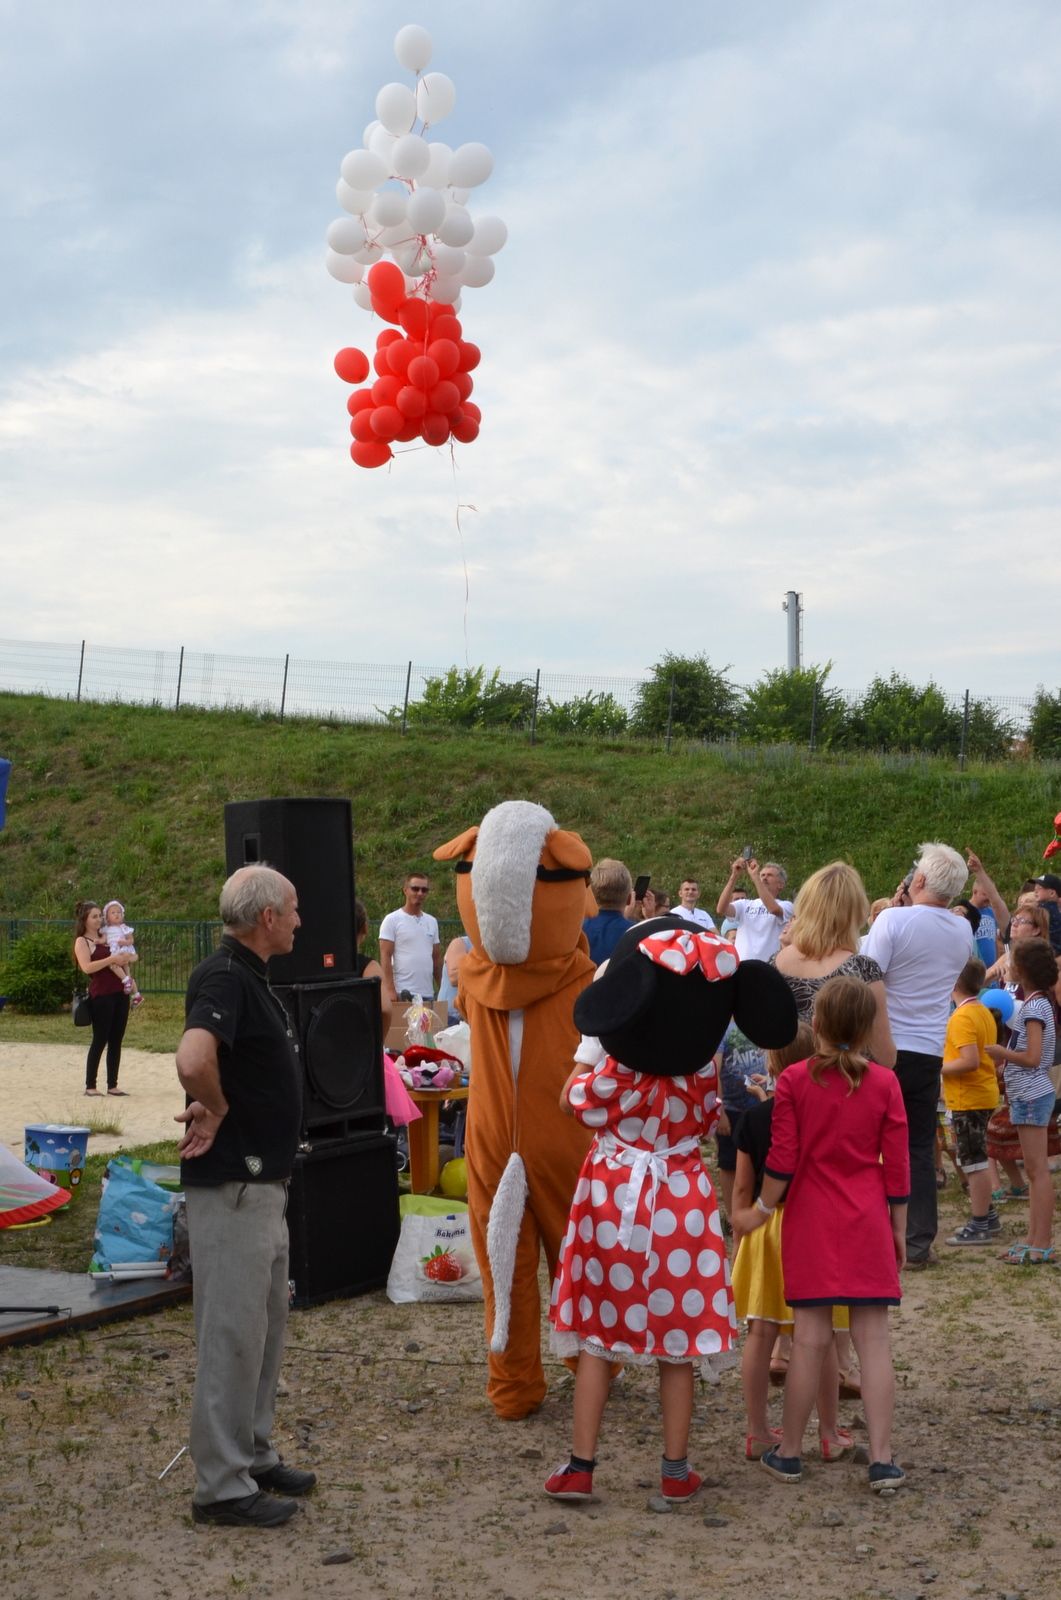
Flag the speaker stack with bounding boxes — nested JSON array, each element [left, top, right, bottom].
[[224, 798, 400, 1307]]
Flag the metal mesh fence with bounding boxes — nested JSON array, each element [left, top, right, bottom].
[[0, 636, 1044, 754]]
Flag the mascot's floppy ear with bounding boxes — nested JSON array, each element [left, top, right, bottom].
[[731, 961, 800, 1050], [542, 826, 596, 917], [574, 954, 655, 1037], [433, 826, 480, 862]]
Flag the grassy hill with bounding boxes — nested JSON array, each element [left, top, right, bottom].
[[1, 691, 1057, 924]]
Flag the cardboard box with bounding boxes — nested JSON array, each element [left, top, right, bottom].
[[385, 1000, 450, 1054]]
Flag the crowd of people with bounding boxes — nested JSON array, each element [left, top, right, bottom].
[[157, 840, 1061, 1526]]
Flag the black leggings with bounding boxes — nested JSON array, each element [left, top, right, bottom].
[[85, 992, 131, 1090]]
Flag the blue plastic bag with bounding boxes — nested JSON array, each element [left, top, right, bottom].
[[90, 1156, 184, 1273]]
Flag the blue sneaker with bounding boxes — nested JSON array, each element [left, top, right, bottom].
[[760, 1447, 802, 1483], [868, 1460, 906, 1492]]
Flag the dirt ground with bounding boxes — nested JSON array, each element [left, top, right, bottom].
[[1, 1046, 1058, 1599]]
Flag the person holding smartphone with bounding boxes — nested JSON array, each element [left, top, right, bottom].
[[716, 853, 794, 962], [582, 858, 638, 964]]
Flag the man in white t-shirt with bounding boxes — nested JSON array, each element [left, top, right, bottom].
[[864, 841, 975, 1265], [715, 856, 794, 962], [675, 878, 716, 932], [378, 872, 442, 1003]]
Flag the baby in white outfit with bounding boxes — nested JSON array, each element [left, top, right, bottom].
[[102, 900, 143, 1006]]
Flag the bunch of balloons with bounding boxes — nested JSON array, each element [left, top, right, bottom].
[[326, 23, 506, 468]]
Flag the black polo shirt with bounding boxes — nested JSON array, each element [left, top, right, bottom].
[[180, 934, 303, 1187]]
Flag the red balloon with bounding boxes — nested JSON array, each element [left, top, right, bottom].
[[407, 355, 440, 390], [370, 406, 403, 441], [398, 297, 431, 337], [334, 347, 370, 384], [396, 385, 428, 418], [450, 413, 480, 444], [421, 413, 451, 447], [351, 440, 392, 468], [370, 295, 402, 326], [347, 388, 375, 416], [432, 314, 462, 344], [453, 371, 474, 401], [427, 338, 460, 378], [463, 400, 482, 423], [395, 418, 422, 443], [376, 328, 403, 347], [350, 407, 378, 442], [371, 374, 401, 406], [372, 349, 392, 377], [385, 340, 412, 377], [457, 341, 481, 372], [428, 379, 460, 415], [368, 261, 406, 308]]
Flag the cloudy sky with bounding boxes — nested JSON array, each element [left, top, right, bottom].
[[1, 0, 1059, 699]]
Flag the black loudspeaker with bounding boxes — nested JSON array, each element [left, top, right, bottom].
[[224, 798, 356, 985], [287, 1134, 399, 1307], [274, 977, 385, 1139]]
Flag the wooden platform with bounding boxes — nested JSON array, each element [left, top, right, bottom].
[[0, 1265, 191, 1349]]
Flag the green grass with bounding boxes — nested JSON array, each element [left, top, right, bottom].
[[0, 994, 186, 1052], [1, 689, 1057, 929], [1, 1140, 181, 1274]]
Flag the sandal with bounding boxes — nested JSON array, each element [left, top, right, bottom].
[[991, 1185, 1029, 1204], [820, 1427, 854, 1463], [1026, 1247, 1056, 1265], [1000, 1242, 1032, 1265], [745, 1428, 783, 1461], [84, 1089, 102, 1097], [107, 1088, 129, 1097]]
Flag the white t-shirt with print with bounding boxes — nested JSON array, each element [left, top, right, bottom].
[[730, 896, 793, 962], [863, 904, 976, 1056], [378, 907, 440, 997], [674, 905, 717, 932]]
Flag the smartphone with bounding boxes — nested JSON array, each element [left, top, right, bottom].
[[634, 874, 651, 901], [742, 845, 754, 861]]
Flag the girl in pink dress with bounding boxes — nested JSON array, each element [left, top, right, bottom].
[[544, 918, 798, 1506], [733, 976, 909, 1493]]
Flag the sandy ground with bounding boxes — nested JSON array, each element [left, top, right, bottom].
[[2, 1041, 1060, 1598], [0, 1042, 182, 1158]]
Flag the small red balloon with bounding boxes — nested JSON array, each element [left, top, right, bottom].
[[407, 355, 440, 390], [334, 347, 370, 384], [387, 339, 413, 377], [453, 371, 474, 401], [457, 341, 481, 372], [370, 295, 402, 325], [463, 400, 482, 423], [398, 297, 430, 337], [432, 314, 462, 343], [450, 413, 480, 444], [371, 374, 401, 406], [421, 413, 451, 447], [368, 261, 406, 307], [395, 418, 422, 442], [428, 338, 460, 378], [428, 379, 460, 415], [350, 408, 378, 442], [396, 385, 428, 418], [351, 440, 392, 468], [347, 388, 375, 415], [370, 405, 403, 441]]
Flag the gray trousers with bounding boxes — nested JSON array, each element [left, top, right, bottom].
[[186, 1181, 289, 1505]]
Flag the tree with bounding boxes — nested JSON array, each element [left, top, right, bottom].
[[1028, 686, 1061, 758], [386, 666, 536, 730], [848, 674, 963, 753], [631, 654, 739, 742], [536, 691, 629, 736], [739, 663, 850, 748]]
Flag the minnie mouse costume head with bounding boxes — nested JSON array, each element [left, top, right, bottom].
[[574, 915, 798, 1075]]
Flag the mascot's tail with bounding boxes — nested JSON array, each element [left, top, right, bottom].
[[486, 1152, 528, 1353]]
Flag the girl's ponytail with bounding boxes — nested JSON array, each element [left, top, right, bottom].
[[809, 976, 877, 1094]]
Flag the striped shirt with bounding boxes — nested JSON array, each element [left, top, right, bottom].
[[1004, 995, 1057, 1105]]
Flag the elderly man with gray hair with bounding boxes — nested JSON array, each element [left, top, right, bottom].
[[864, 842, 975, 1266], [176, 864, 310, 1528]]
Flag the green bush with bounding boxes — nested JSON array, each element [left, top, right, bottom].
[[631, 653, 739, 741], [388, 666, 537, 730], [0, 928, 75, 1012], [1028, 687, 1061, 758], [740, 664, 851, 748], [537, 691, 629, 736]]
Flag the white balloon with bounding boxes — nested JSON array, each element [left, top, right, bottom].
[[409, 246, 433, 276], [326, 249, 363, 284], [394, 24, 432, 73], [430, 274, 462, 305], [352, 240, 384, 265], [449, 142, 493, 188], [326, 216, 367, 254], [341, 149, 387, 190], [377, 222, 414, 247], [461, 254, 495, 288], [422, 142, 453, 190], [363, 119, 382, 149], [467, 214, 508, 255], [431, 243, 466, 277], [353, 282, 375, 310], [372, 190, 408, 227], [416, 72, 456, 124], [449, 186, 470, 206], [406, 186, 446, 233], [369, 124, 398, 164], [437, 204, 473, 247], [376, 81, 416, 135], [336, 179, 374, 215], [391, 132, 430, 180]]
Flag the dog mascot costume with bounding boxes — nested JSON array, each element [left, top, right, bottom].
[[434, 800, 596, 1419]]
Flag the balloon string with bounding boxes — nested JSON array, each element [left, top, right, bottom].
[[452, 475, 476, 667]]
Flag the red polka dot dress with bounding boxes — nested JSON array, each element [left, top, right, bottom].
[[549, 1042, 738, 1379]]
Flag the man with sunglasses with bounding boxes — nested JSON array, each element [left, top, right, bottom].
[[379, 871, 442, 1003]]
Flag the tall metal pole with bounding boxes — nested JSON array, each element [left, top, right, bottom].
[[529, 668, 540, 746], [665, 677, 675, 753], [76, 639, 85, 702], [175, 646, 184, 710], [959, 689, 970, 771], [401, 661, 413, 735], [279, 653, 289, 723], [782, 592, 802, 671]]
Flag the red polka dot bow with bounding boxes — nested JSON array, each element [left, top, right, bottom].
[[638, 927, 740, 981]]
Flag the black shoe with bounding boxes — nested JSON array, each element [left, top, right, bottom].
[[252, 1461, 317, 1496], [192, 1491, 299, 1527]]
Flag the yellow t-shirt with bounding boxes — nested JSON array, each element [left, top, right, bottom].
[[942, 1000, 1000, 1112]]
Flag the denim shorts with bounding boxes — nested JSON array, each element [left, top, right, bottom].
[[1007, 1090, 1056, 1128]]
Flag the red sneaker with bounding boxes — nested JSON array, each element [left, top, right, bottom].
[[544, 1464, 594, 1501], [660, 1470, 702, 1502]]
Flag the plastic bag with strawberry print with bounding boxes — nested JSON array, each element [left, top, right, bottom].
[[386, 1208, 482, 1303]]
